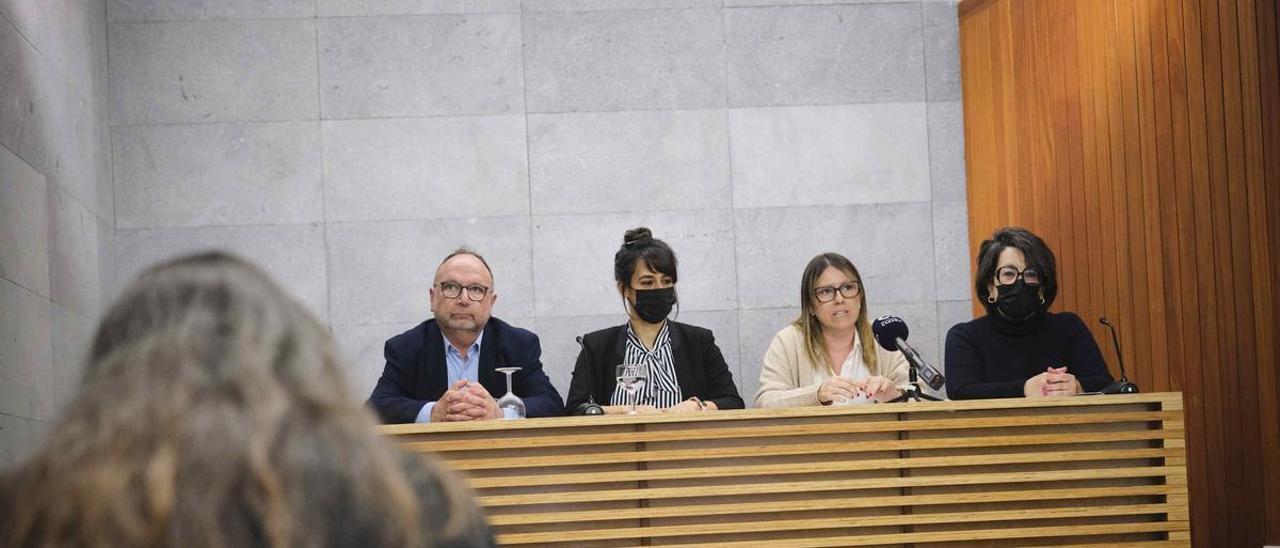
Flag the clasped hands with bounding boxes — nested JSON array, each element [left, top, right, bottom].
[[817, 375, 901, 405], [430, 379, 501, 422], [1024, 366, 1082, 397]]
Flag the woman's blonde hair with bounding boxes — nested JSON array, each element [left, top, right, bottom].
[[1, 252, 481, 548], [793, 252, 878, 376]]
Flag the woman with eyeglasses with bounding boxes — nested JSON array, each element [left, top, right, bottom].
[[944, 227, 1113, 399], [565, 227, 744, 415], [754, 252, 909, 407]]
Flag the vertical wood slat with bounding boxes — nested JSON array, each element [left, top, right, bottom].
[[1158, 0, 1191, 449], [1232, 1, 1272, 546], [1131, 0, 1168, 396], [1208, 1, 1249, 542], [1178, 1, 1222, 545], [1114, 0, 1148, 396], [1138, 0, 1173, 393], [1252, 0, 1280, 541], [957, 0, 1280, 545], [1200, 1, 1241, 542], [1164, 2, 1215, 546], [1071, 1, 1106, 365]]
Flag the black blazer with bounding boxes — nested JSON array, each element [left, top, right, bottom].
[[565, 321, 744, 413], [368, 317, 565, 423]]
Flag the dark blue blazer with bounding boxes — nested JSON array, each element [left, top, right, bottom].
[[368, 317, 564, 424]]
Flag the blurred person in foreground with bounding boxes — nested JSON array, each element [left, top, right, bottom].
[[0, 252, 494, 548]]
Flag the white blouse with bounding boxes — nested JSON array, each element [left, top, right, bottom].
[[610, 322, 683, 408]]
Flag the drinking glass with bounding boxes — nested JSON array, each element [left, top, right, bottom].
[[615, 363, 649, 415], [494, 367, 526, 419]]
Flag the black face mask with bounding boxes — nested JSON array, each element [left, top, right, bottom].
[[631, 287, 676, 324], [992, 280, 1044, 324]]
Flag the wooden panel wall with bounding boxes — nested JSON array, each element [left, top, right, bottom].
[[958, 0, 1280, 545], [387, 395, 1189, 546]]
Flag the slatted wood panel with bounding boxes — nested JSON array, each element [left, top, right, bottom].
[[384, 393, 1189, 547], [957, 0, 1280, 545]]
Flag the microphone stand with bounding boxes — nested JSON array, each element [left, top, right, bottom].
[[889, 342, 942, 403], [1098, 318, 1139, 394], [575, 336, 605, 415]]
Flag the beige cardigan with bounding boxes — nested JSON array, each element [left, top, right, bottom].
[[754, 324, 910, 408]]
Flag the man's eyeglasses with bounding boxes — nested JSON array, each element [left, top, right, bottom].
[[437, 281, 490, 301], [995, 266, 1041, 286], [814, 281, 861, 303]]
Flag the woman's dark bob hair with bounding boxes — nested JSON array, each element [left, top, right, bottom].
[[974, 227, 1058, 308]]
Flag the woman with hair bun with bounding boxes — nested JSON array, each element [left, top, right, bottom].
[[565, 227, 744, 415], [945, 227, 1114, 399]]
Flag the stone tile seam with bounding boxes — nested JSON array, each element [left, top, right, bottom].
[[717, 5, 747, 382], [518, 6, 539, 328], [0, 273, 51, 303], [104, 4, 926, 25], [0, 410, 50, 423], [313, 0, 337, 330], [107, 100, 955, 128], [112, 200, 944, 232], [0, 9, 38, 56], [323, 299, 966, 328]]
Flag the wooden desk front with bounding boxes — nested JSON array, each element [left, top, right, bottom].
[[382, 392, 1189, 547]]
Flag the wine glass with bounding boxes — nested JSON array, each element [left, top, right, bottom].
[[494, 367, 525, 419], [615, 362, 649, 415]]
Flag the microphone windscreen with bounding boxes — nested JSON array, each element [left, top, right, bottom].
[[871, 315, 909, 351]]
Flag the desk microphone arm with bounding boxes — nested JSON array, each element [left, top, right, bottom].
[[1098, 317, 1139, 394]]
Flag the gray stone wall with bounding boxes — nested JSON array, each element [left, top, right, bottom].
[[0, 0, 111, 466], [104, 0, 971, 409]]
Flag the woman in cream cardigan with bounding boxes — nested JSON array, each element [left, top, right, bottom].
[[755, 252, 909, 407]]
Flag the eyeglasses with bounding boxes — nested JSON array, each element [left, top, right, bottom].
[[437, 281, 490, 301], [995, 266, 1041, 286], [814, 281, 861, 303]]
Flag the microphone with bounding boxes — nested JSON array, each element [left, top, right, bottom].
[[572, 335, 605, 416], [1097, 317, 1139, 394], [871, 315, 945, 391]]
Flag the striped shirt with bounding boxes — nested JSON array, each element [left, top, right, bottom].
[[611, 322, 683, 409]]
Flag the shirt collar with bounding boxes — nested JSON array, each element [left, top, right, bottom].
[[625, 321, 670, 354], [443, 329, 484, 357]]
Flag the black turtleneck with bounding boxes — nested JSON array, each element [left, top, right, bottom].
[[944, 312, 1113, 399]]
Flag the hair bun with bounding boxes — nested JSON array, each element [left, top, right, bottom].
[[623, 227, 653, 247]]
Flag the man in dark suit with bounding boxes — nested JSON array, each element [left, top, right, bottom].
[[368, 249, 564, 423]]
